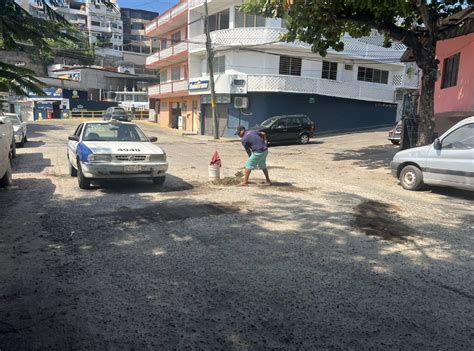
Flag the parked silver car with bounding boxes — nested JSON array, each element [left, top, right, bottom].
[[3, 113, 27, 147], [0, 112, 14, 186], [390, 116, 474, 191]]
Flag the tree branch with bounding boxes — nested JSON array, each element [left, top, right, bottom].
[[416, 0, 435, 32]]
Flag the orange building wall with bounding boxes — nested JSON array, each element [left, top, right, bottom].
[[435, 33, 474, 115]]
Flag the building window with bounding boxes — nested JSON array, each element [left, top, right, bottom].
[[160, 69, 167, 83], [235, 7, 265, 28], [357, 67, 389, 84], [441, 53, 460, 89], [131, 22, 145, 30], [207, 9, 230, 33], [171, 31, 181, 45], [160, 39, 167, 50], [279, 56, 302, 76], [213, 56, 225, 74], [171, 66, 181, 81], [344, 64, 353, 71], [322, 61, 338, 80], [91, 21, 100, 26]]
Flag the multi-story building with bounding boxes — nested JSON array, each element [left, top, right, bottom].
[[121, 8, 160, 76], [147, 0, 419, 136], [145, 0, 199, 130]]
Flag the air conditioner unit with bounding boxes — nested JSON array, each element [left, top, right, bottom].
[[234, 97, 248, 109]]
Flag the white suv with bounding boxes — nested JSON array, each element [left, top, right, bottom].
[[0, 112, 14, 186]]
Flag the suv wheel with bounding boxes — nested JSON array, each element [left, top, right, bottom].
[[399, 165, 423, 191], [11, 140, 16, 159], [299, 133, 310, 145]]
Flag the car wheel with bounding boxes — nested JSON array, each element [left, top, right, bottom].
[[0, 163, 13, 187], [77, 161, 91, 190], [69, 160, 77, 177], [399, 165, 423, 191], [11, 140, 16, 159], [19, 134, 25, 147], [152, 176, 166, 186], [299, 133, 310, 145], [390, 140, 400, 145], [24, 135, 27, 143]]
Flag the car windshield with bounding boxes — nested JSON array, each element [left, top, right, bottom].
[[82, 123, 148, 142], [261, 117, 280, 127], [3, 116, 21, 125]]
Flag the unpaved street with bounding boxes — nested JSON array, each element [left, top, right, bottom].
[[1, 120, 473, 350]]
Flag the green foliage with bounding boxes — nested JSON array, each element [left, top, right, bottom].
[[0, 0, 114, 96], [242, 0, 473, 56]]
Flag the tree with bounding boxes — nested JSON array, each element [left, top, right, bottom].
[[242, 0, 474, 145], [0, 0, 112, 96]]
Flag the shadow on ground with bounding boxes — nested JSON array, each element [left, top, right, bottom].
[[96, 174, 196, 194], [331, 144, 399, 169], [1, 179, 473, 349]]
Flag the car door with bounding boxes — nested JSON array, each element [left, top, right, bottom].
[[272, 118, 295, 142], [68, 123, 83, 168], [286, 117, 303, 140], [425, 123, 474, 189]]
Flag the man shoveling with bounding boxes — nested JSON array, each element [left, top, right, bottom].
[[235, 126, 271, 186]]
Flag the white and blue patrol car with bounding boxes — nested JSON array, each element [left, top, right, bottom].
[[67, 121, 168, 189]]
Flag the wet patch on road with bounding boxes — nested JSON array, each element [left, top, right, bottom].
[[110, 202, 239, 223], [352, 200, 415, 242]]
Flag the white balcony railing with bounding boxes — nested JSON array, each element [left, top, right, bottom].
[[246, 74, 396, 103], [189, 28, 408, 62], [148, 80, 189, 97], [145, 2, 187, 35], [145, 42, 188, 67]]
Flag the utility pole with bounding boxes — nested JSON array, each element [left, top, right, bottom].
[[204, 0, 219, 139]]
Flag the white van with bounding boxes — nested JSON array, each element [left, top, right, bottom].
[[391, 116, 474, 191]]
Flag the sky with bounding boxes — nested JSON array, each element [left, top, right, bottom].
[[118, 0, 179, 14]]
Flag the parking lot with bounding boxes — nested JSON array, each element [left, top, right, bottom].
[[1, 120, 473, 349]]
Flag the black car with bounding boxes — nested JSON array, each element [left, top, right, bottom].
[[251, 115, 315, 144], [102, 107, 131, 122]]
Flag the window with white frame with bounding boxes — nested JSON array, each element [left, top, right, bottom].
[[279, 56, 302, 76], [160, 69, 167, 83], [171, 66, 181, 81], [207, 9, 230, 33], [235, 7, 266, 28], [322, 61, 338, 80], [357, 66, 389, 84], [171, 31, 181, 45]]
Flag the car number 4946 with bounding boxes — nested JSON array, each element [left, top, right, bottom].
[[124, 165, 141, 173]]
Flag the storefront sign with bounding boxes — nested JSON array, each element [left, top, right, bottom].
[[28, 87, 63, 98], [189, 80, 209, 90]]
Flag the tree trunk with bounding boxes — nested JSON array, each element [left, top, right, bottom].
[[416, 43, 438, 146]]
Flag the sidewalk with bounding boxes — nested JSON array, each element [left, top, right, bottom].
[[136, 120, 239, 143]]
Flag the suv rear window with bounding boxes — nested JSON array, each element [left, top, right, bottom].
[[299, 116, 311, 125]]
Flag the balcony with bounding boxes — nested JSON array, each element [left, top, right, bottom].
[[145, 1, 187, 36], [148, 80, 189, 98], [145, 42, 188, 69], [246, 74, 396, 103], [189, 28, 407, 63]]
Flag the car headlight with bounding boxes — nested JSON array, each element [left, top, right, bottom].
[[87, 154, 112, 162], [150, 153, 166, 161]]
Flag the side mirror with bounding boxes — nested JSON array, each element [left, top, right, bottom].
[[68, 135, 79, 141], [149, 136, 158, 142], [433, 138, 442, 150]]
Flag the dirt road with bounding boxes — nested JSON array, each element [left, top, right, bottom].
[[0, 120, 472, 350]]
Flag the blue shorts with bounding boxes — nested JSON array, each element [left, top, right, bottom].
[[245, 150, 268, 170]]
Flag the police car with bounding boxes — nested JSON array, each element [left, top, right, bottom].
[[67, 121, 168, 189]]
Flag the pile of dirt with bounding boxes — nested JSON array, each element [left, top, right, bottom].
[[211, 171, 243, 186]]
